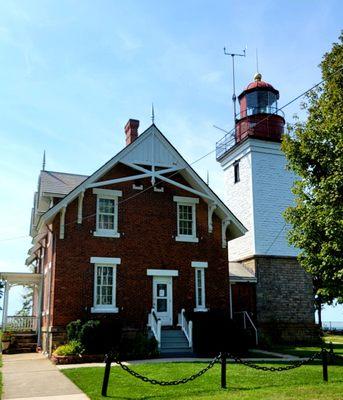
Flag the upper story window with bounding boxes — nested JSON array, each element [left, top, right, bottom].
[[234, 161, 240, 183], [192, 261, 208, 312], [173, 196, 199, 243], [93, 189, 122, 238], [90, 257, 121, 313]]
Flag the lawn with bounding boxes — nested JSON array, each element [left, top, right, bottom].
[[63, 361, 343, 400], [324, 334, 343, 344], [269, 336, 343, 358]]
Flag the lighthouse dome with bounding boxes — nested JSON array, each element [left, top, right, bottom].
[[235, 73, 285, 145], [240, 73, 279, 97]]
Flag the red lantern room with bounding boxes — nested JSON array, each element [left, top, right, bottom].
[[235, 73, 285, 144]]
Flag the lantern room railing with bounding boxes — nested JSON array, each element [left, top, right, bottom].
[[236, 107, 285, 120], [216, 108, 285, 160]]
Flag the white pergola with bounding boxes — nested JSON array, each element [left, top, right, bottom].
[[0, 272, 42, 337]]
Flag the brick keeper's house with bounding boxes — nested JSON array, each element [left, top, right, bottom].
[[1, 74, 319, 356], [24, 120, 247, 354]]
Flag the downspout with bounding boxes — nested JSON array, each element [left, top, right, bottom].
[[45, 232, 55, 355], [37, 258, 44, 348]]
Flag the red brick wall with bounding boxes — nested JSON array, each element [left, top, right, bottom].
[[48, 163, 230, 330]]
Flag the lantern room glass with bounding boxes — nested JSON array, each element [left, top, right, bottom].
[[245, 91, 278, 116]]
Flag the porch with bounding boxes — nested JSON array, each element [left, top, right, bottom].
[[0, 272, 42, 353]]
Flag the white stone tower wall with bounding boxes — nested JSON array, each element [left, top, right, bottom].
[[221, 139, 298, 260], [251, 141, 298, 257], [223, 147, 255, 260]]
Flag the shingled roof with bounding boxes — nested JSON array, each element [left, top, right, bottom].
[[40, 171, 88, 196]]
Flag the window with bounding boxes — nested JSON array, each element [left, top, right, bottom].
[[93, 189, 122, 237], [90, 257, 120, 313], [234, 162, 240, 183], [192, 261, 208, 311], [173, 196, 199, 243]]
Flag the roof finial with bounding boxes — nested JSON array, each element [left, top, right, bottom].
[[42, 150, 46, 171], [254, 48, 262, 81], [151, 103, 155, 124]]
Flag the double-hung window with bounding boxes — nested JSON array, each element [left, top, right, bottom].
[[90, 257, 120, 313], [93, 189, 122, 237], [192, 261, 208, 311], [173, 196, 199, 243]]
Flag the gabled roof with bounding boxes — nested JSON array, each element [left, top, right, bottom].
[[36, 124, 247, 239], [40, 171, 88, 196]]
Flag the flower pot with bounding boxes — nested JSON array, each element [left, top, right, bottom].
[[2, 340, 11, 351]]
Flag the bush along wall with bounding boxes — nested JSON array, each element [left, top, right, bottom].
[[52, 319, 158, 363], [188, 310, 250, 356]]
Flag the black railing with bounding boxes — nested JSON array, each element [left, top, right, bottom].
[[235, 107, 285, 121]]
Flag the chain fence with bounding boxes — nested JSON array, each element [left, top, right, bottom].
[[101, 347, 343, 395], [113, 353, 221, 386], [226, 350, 322, 372]]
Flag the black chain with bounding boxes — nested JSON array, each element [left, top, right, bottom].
[[227, 350, 322, 372], [113, 354, 221, 386]]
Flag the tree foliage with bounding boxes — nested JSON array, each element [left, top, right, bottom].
[[16, 286, 33, 316], [282, 32, 343, 304]]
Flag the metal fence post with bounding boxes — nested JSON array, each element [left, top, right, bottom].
[[322, 349, 328, 382], [329, 342, 335, 365], [221, 352, 227, 389], [102, 353, 113, 396]]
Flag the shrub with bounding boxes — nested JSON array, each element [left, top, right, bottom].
[[188, 309, 249, 356], [66, 320, 82, 341], [65, 319, 122, 354], [119, 331, 159, 360], [53, 340, 84, 356], [79, 320, 101, 353]]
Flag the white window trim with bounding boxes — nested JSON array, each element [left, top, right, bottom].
[[193, 262, 208, 312], [132, 184, 143, 190], [147, 269, 179, 277], [90, 257, 121, 264], [173, 196, 199, 204], [93, 188, 122, 238], [90, 257, 120, 314], [173, 197, 199, 243]]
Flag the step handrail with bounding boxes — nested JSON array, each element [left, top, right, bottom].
[[235, 311, 258, 345], [178, 309, 193, 348], [147, 308, 161, 348]]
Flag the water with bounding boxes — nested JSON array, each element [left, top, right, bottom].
[[322, 321, 343, 331]]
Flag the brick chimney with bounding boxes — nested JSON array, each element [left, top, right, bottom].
[[125, 119, 139, 146]]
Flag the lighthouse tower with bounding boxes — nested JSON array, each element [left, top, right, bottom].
[[217, 73, 317, 343]]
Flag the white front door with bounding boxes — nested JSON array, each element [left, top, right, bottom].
[[153, 276, 173, 326]]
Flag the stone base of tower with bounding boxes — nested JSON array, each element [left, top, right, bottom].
[[237, 255, 320, 345]]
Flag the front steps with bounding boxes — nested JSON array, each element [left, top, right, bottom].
[[160, 328, 193, 357], [3, 332, 37, 354]]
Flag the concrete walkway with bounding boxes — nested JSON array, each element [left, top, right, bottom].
[[2, 353, 89, 400], [57, 353, 307, 370]]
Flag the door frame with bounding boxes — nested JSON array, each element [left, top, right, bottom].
[[152, 276, 173, 326]]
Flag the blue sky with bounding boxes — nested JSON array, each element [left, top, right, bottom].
[[0, 0, 342, 320]]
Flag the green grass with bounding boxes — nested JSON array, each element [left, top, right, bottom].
[[269, 339, 343, 358], [324, 334, 343, 344], [63, 361, 343, 400]]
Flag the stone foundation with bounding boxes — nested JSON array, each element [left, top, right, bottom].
[[41, 326, 67, 355], [239, 255, 319, 344]]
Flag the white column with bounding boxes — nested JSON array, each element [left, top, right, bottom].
[[229, 283, 234, 319], [36, 280, 43, 346], [2, 281, 9, 329], [77, 191, 84, 224], [59, 207, 66, 239]]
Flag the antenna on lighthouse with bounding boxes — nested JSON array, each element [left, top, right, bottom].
[[223, 45, 247, 123]]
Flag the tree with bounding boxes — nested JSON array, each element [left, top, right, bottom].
[[16, 286, 33, 317], [282, 32, 343, 323]]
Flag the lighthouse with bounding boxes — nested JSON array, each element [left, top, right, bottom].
[[217, 73, 317, 343]]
